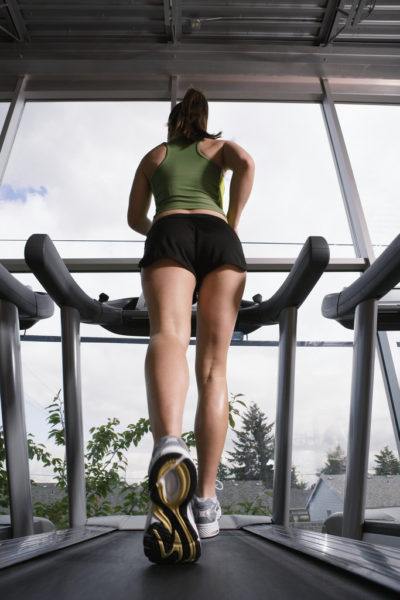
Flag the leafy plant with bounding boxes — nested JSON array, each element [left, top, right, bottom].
[[0, 389, 250, 528], [234, 499, 271, 516]]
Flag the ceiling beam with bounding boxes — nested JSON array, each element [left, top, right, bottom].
[[163, 0, 172, 41], [0, 43, 399, 77], [317, 0, 343, 46], [3, 0, 29, 42], [1, 41, 400, 64], [171, 0, 182, 43], [0, 42, 399, 102]]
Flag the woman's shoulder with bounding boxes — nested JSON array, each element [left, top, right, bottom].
[[201, 138, 243, 154], [199, 138, 229, 168], [200, 138, 225, 149], [143, 142, 167, 161], [140, 143, 167, 179]]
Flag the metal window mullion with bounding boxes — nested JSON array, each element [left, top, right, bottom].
[[170, 74, 178, 109], [0, 76, 27, 186], [321, 77, 374, 262], [321, 77, 400, 453]]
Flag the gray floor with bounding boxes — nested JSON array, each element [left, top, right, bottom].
[[0, 529, 399, 600]]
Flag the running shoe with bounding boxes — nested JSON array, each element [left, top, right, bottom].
[[192, 495, 222, 539], [143, 435, 201, 564]]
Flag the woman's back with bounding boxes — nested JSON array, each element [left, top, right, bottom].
[[143, 138, 225, 179], [150, 140, 225, 217]]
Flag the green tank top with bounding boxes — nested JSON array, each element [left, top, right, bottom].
[[151, 141, 225, 217]]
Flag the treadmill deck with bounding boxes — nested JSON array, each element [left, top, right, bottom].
[[1, 526, 400, 600]]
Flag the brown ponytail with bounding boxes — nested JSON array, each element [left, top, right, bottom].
[[167, 88, 221, 142]]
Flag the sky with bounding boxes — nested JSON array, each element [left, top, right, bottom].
[[0, 99, 399, 490]]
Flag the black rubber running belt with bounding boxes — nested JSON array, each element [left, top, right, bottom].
[[0, 530, 398, 600]]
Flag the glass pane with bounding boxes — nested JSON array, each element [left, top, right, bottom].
[[291, 273, 354, 529], [304, 347, 400, 529], [208, 102, 354, 258], [369, 352, 399, 471], [6, 267, 362, 516], [336, 104, 400, 251], [1, 99, 379, 525], [336, 103, 400, 523], [0, 102, 9, 129], [0, 101, 169, 259], [387, 331, 400, 388]]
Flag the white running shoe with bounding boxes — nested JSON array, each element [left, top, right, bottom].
[[192, 496, 222, 539], [143, 435, 201, 564]]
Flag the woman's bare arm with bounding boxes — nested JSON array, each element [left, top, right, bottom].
[[223, 141, 255, 233], [128, 144, 167, 235], [127, 162, 153, 236]]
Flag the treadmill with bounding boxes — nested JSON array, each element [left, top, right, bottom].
[[1, 234, 400, 598], [0, 263, 54, 539], [322, 233, 400, 546]]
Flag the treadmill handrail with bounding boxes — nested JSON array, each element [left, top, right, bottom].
[[322, 233, 400, 320], [25, 234, 123, 327], [25, 234, 330, 335], [235, 236, 330, 328], [0, 262, 54, 322]]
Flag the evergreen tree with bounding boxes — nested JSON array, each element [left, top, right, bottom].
[[227, 402, 274, 486], [320, 444, 346, 475], [374, 446, 400, 475], [291, 466, 307, 489]]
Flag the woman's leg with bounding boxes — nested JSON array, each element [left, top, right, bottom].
[[195, 265, 246, 497], [141, 259, 197, 443]]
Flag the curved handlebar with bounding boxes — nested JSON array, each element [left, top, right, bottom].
[[25, 234, 123, 327], [25, 234, 330, 336], [0, 262, 54, 329], [235, 236, 330, 333], [322, 234, 400, 323]]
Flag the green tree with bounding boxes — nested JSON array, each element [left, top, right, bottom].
[[1, 389, 247, 527], [319, 444, 346, 475], [44, 390, 152, 521], [0, 390, 152, 527], [374, 446, 400, 475], [0, 424, 57, 515], [291, 465, 307, 489], [227, 402, 274, 486]]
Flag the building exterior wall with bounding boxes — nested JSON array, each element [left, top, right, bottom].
[[308, 481, 343, 521]]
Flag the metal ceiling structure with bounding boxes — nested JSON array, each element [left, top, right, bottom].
[[0, 1, 399, 102]]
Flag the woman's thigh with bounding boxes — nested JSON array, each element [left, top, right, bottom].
[[195, 265, 246, 375], [141, 259, 197, 343]]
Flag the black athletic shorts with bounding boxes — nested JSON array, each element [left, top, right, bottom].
[[139, 214, 247, 290]]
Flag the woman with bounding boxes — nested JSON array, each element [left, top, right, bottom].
[[127, 89, 254, 564]]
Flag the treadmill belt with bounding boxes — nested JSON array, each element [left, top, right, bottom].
[[0, 530, 398, 600]]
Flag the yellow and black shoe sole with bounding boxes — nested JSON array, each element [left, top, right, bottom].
[[144, 453, 201, 564]]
